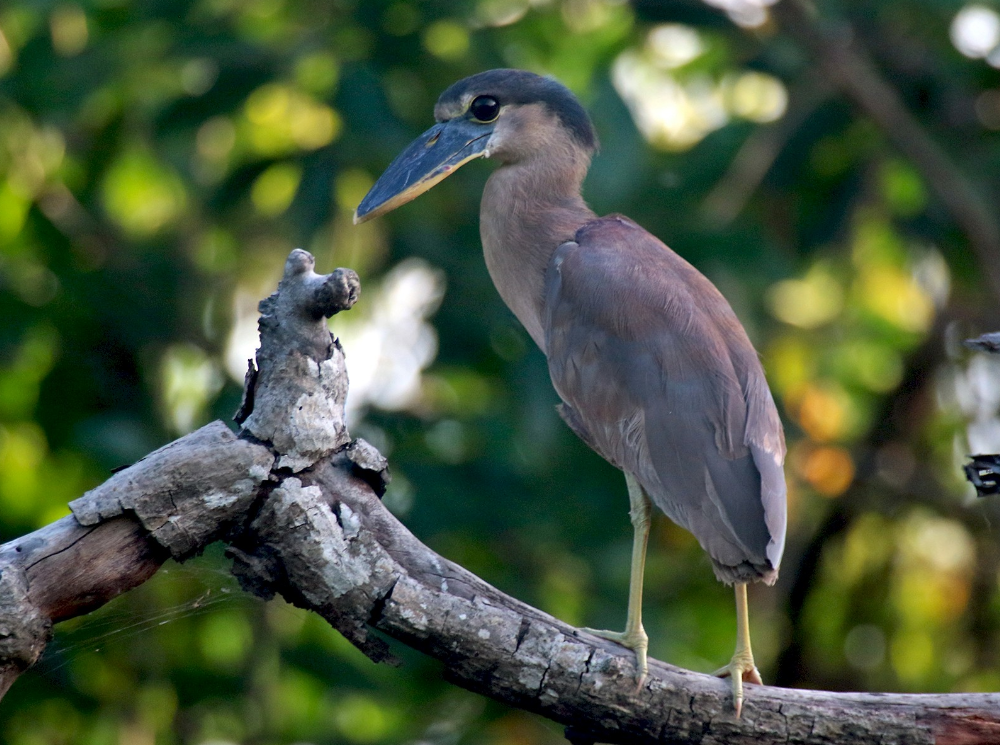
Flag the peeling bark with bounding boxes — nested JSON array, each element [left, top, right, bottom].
[[70, 422, 275, 559]]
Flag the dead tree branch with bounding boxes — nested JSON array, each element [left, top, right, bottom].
[[1, 249, 999, 743]]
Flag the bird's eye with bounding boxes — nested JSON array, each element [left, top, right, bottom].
[[469, 95, 500, 122]]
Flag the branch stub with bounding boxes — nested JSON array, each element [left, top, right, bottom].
[[239, 249, 359, 471]]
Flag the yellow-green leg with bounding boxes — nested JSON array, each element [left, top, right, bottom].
[[712, 583, 762, 718], [582, 473, 651, 684]]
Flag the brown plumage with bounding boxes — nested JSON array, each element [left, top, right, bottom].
[[545, 216, 785, 584], [355, 68, 788, 717]]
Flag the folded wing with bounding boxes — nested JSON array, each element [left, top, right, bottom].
[[543, 216, 786, 584]]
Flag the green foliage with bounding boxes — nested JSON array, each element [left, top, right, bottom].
[[2, 0, 1000, 742]]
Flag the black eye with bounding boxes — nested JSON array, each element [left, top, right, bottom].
[[469, 95, 500, 122]]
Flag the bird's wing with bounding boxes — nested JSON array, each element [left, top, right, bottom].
[[543, 216, 786, 581]]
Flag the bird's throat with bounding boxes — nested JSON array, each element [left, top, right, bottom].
[[480, 159, 595, 350]]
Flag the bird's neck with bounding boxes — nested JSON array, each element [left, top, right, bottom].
[[480, 153, 595, 350]]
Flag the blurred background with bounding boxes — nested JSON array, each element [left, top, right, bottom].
[[2, 0, 1000, 742]]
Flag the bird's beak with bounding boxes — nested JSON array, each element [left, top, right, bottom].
[[354, 118, 493, 224]]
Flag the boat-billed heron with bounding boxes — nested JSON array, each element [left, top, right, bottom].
[[355, 69, 786, 717]]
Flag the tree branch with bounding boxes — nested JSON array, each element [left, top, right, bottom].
[[1, 250, 999, 743]]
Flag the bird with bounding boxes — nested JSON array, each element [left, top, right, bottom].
[[354, 69, 786, 717]]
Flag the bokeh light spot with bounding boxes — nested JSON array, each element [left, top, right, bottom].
[[727, 71, 788, 123], [891, 628, 935, 684], [0, 25, 13, 76], [704, 0, 777, 28], [766, 336, 814, 396], [335, 169, 375, 212], [101, 149, 187, 237], [422, 20, 470, 60], [160, 344, 224, 434], [199, 611, 252, 667], [767, 264, 844, 328], [647, 24, 703, 68], [7, 256, 60, 307], [244, 84, 341, 155], [898, 512, 976, 575], [793, 383, 851, 442], [196, 116, 237, 162], [801, 445, 855, 497], [294, 51, 340, 95], [251, 162, 302, 216], [0, 180, 30, 240], [840, 513, 893, 585], [476, 0, 530, 28], [425, 419, 468, 463], [857, 264, 934, 333], [50, 4, 88, 57], [333, 694, 399, 742], [838, 340, 903, 393], [180, 58, 219, 96], [613, 50, 727, 151], [879, 160, 926, 217], [561, 0, 625, 33], [0, 422, 47, 521], [951, 4, 1000, 59], [336, 258, 446, 420]]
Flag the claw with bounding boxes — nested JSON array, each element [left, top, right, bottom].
[[713, 652, 761, 718]]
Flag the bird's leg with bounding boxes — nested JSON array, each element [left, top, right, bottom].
[[582, 473, 651, 684], [713, 582, 762, 718]]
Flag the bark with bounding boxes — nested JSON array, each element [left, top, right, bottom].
[[233, 453, 1000, 745], [1, 249, 999, 744]]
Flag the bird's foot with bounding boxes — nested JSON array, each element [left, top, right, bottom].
[[712, 649, 762, 719], [581, 624, 648, 686]]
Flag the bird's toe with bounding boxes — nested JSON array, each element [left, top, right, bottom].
[[581, 625, 648, 685], [712, 651, 761, 718]]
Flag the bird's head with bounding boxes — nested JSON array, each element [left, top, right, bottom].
[[354, 69, 598, 224]]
